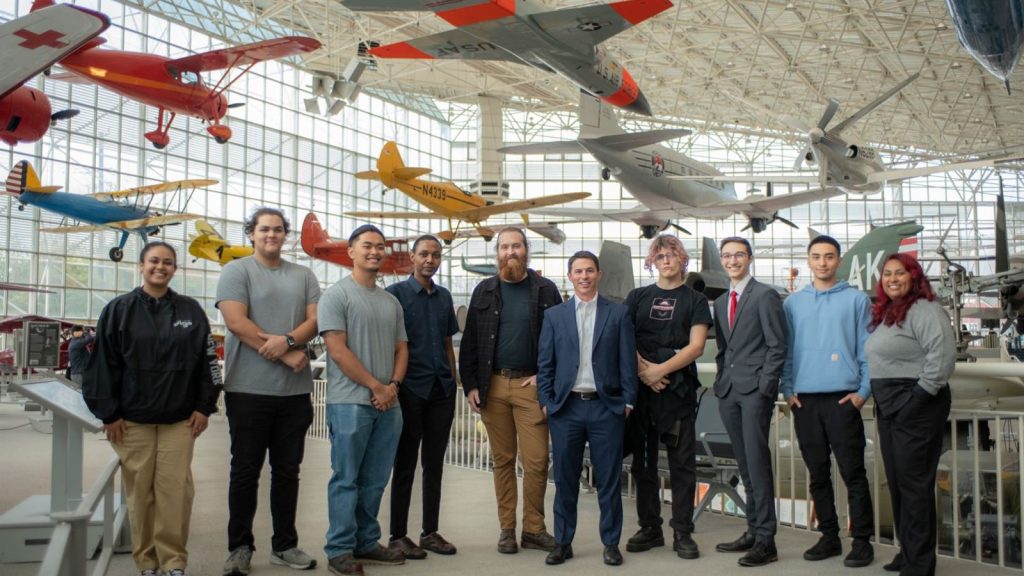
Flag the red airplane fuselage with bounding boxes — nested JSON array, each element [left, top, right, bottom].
[[0, 85, 52, 145], [60, 49, 228, 123]]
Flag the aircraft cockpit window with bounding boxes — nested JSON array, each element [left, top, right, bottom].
[[180, 71, 200, 86]]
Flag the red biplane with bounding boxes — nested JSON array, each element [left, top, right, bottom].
[[301, 212, 415, 276], [32, 0, 320, 148]]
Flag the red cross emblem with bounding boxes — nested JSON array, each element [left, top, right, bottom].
[[13, 28, 68, 50]]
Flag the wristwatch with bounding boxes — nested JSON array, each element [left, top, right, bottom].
[[388, 379, 402, 388], [285, 334, 296, 349]]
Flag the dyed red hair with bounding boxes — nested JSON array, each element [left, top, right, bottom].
[[869, 253, 935, 330]]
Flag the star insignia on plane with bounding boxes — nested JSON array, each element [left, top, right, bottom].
[[577, 21, 602, 32]]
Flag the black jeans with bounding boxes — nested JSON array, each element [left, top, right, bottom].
[[629, 410, 697, 534], [876, 380, 951, 576], [225, 392, 313, 552], [389, 381, 456, 539], [792, 392, 873, 540]]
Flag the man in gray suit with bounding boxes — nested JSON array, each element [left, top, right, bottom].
[[711, 237, 787, 568]]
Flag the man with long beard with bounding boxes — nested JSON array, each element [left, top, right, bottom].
[[460, 227, 562, 555]]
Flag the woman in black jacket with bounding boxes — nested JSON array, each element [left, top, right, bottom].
[[83, 241, 222, 576]]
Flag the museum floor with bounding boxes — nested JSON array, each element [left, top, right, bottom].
[[0, 402, 1016, 576]]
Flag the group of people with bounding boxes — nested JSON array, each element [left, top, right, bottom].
[[79, 207, 957, 576]]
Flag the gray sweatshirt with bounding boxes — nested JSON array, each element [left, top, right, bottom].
[[865, 299, 956, 395]]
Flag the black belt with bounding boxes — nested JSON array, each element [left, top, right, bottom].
[[571, 391, 599, 401], [493, 368, 536, 379]]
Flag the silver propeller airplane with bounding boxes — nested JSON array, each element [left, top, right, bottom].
[[500, 92, 843, 235], [693, 73, 1017, 194]]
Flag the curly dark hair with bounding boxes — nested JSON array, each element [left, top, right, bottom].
[[244, 207, 290, 241], [869, 253, 935, 330]]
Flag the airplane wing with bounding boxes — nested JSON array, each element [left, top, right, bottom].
[[531, 0, 674, 49], [370, 28, 519, 62], [193, 219, 223, 240], [0, 4, 110, 99], [346, 211, 441, 219], [167, 37, 320, 72], [40, 224, 108, 233], [715, 187, 844, 214], [106, 213, 202, 230], [498, 140, 586, 155], [591, 128, 692, 151], [458, 192, 590, 221], [867, 155, 1024, 184], [92, 179, 218, 200], [669, 174, 820, 184]]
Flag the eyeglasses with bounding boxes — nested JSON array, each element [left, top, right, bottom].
[[653, 253, 681, 262], [721, 252, 749, 260]]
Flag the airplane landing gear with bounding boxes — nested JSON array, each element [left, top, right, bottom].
[[437, 230, 455, 245], [207, 124, 232, 145], [640, 225, 660, 239], [109, 247, 124, 262], [17, 204, 24, 211], [145, 108, 176, 149], [601, 167, 612, 181]]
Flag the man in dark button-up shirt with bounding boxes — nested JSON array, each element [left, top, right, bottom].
[[385, 235, 460, 559]]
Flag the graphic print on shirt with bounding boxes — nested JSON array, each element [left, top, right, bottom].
[[650, 297, 676, 321]]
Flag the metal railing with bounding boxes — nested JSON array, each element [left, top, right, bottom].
[[36, 456, 128, 576], [307, 379, 1024, 571]]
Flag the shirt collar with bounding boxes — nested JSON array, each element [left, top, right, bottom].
[[573, 295, 598, 310], [406, 275, 434, 294], [731, 275, 752, 295]]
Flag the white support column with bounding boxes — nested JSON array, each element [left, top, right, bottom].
[[473, 96, 509, 203]]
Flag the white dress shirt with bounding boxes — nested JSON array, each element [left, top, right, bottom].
[[572, 295, 597, 393]]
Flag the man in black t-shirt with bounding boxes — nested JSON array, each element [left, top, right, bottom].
[[623, 235, 712, 560]]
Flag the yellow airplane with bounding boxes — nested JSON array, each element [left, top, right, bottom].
[[350, 141, 589, 243], [188, 220, 253, 265]]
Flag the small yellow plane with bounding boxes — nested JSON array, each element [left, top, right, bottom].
[[349, 141, 589, 243], [188, 220, 252, 265]]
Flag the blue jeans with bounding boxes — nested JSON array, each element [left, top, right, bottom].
[[324, 403, 403, 559]]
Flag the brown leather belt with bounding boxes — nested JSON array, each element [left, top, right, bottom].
[[493, 368, 536, 379]]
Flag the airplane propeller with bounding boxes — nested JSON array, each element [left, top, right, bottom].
[[50, 109, 80, 125], [228, 102, 245, 109]]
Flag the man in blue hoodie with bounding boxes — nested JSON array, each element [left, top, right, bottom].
[[782, 235, 873, 569]]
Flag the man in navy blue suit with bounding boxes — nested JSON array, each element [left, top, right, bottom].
[[537, 250, 638, 567]]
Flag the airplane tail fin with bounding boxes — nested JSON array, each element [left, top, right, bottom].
[[596, 240, 634, 303], [30, 0, 56, 12], [996, 176, 1008, 273], [701, 237, 726, 273], [301, 212, 330, 258], [375, 141, 433, 184], [5, 161, 37, 196], [579, 91, 625, 138]]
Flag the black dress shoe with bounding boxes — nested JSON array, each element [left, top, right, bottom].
[[738, 542, 778, 567], [625, 526, 664, 552], [603, 545, 623, 566], [545, 544, 573, 565], [882, 551, 903, 572], [673, 531, 700, 559], [715, 532, 756, 553]]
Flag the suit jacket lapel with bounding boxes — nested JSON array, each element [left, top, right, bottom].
[[716, 293, 732, 342], [591, 296, 610, 353], [567, 300, 581, 357]]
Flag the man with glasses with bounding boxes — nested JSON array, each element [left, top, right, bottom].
[[712, 236, 788, 568]]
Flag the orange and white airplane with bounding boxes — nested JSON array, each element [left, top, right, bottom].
[[0, 3, 110, 145], [349, 141, 589, 243], [31, 0, 319, 148], [342, 0, 671, 116]]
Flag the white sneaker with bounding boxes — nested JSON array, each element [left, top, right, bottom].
[[271, 547, 317, 570], [223, 546, 253, 576]]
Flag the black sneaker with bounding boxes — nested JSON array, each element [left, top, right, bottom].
[[844, 539, 873, 568], [738, 542, 778, 567], [803, 535, 842, 561], [882, 551, 903, 572], [626, 526, 664, 553], [673, 531, 699, 559]]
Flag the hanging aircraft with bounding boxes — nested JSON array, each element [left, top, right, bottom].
[[187, 220, 253, 265], [30, 0, 320, 149], [340, 0, 671, 116], [499, 92, 843, 236], [4, 160, 212, 262], [713, 73, 1019, 193], [301, 212, 416, 275], [0, 3, 110, 146], [460, 257, 497, 277], [943, 0, 1024, 94], [348, 141, 589, 243]]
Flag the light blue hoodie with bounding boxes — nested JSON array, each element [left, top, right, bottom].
[[781, 280, 871, 400]]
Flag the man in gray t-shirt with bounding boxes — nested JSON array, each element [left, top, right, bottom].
[[319, 224, 409, 574], [216, 208, 320, 575]]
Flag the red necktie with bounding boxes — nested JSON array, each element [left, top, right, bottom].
[[729, 290, 738, 329]]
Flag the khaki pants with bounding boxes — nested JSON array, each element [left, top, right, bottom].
[[480, 375, 549, 533], [113, 420, 195, 572]]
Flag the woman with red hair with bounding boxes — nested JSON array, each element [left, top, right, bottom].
[[865, 253, 955, 576]]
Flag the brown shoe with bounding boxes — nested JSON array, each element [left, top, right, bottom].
[[498, 529, 518, 554], [354, 544, 405, 565], [419, 532, 457, 555], [327, 554, 363, 576], [388, 537, 426, 560], [521, 530, 556, 552]]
